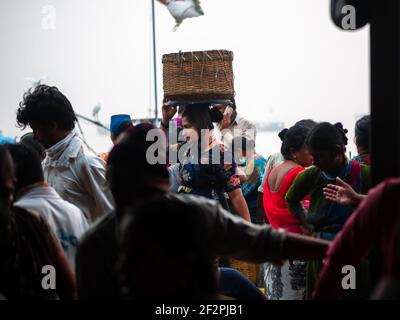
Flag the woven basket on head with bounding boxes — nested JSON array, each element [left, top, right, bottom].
[[162, 50, 235, 101]]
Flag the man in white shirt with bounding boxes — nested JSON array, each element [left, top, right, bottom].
[[215, 98, 257, 149], [16, 85, 114, 222], [7, 143, 89, 269]]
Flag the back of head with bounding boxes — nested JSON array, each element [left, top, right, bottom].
[[107, 123, 169, 212], [355, 115, 370, 152], [307, 122, 348, 154], [119, 195, 217, 300], [0, 145, 14, 206], [5, 143, 44, 192], [19, 133, 45, 160], [16, 85, 76, 130], [295, 119, 317, 130], [279, 125, 311, 160]]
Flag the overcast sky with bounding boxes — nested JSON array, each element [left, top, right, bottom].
[[0, 0, 369, 153]]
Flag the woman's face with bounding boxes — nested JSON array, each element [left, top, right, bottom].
[[310, 148, 342, 172], [182, 116, 199, 143], [293, 146, 313, 168]]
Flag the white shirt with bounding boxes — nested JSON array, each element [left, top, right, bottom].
[[14, 186, 90, 270], [43, 130, 115, 223]]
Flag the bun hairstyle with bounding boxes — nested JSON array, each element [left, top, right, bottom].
[[355, 115, 370, 152], [307, 122, 348, 154], [279, 125, 311, 160], [334, 122, 349, 146], [278, 128, 289, 142]]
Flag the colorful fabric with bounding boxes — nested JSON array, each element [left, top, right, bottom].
[[263, 166, 305, 234], [286, 160, 370, 240], [240, 154, 267, 222], [352, 153, 370, 166], [177, 144, 241, 209], [285, 160, 370, 299]]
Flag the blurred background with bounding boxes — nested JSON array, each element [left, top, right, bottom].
[[0, 0, 369, 156]]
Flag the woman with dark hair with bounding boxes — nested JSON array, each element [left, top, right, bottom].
[[262, 124, 313, 300], [0, 145, 76, 299], [352, 115, 370, 165], [285, 122, 370, 299], [163, 104, 251, 222]]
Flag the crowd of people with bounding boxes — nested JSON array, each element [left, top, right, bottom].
[[0, 84, 398, 300]]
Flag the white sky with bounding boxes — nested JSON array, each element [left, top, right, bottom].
[[0, 0, 370, 154]]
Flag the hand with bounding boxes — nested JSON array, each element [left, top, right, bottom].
[[219, 109, 232, 131], [161, 98, 177, 124], [323, 177, 361, 207], [300, 224, 314, 236]]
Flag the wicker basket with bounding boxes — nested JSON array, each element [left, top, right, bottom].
[[162, 50, 235, 100], [230, 259, 260, 285]]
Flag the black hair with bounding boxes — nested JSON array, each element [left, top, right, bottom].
[[19, 133, 45, 159], [181, 105, 215, 132], [279, 125, 311, 160], [355, 115, 370, 153], [107, 124, 169, 214], [16, 85, 77, 130], [307, 122, 348, 154], [0, 145, 14, 206], [295, 119, 317, 130], [119, 195, 217, 299], [5, 143, 44, 192], [114, 120, 134, 139]]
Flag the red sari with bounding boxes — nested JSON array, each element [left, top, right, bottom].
[[263, 166, 306, 234]]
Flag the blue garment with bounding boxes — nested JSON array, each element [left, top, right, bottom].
[[219, 268, 266, 300], [110, 114, 131, 136], [178, 144, 241, 209]]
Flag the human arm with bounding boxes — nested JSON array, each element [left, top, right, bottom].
[[202, 199, 329, 265], [323, 177, 366, 207], [228, 188, 251, 223], [285, 168, 315, 235]]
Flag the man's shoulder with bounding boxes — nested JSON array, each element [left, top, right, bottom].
[[75, 150, 106, 168], [166, 193, 220, 212]]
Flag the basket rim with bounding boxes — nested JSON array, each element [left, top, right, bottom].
[[162, 49, 234, 63]]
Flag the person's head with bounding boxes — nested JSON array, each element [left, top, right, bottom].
[[354, 115, 370, 155], [119, 195, 217, 300], [0, 145, 15, 207], [19, 132, 46, 161], [181, 105, 219, 143], [110, 114, 133, 144], [306, 122, 348, 172], [107, 123, 169, 215], [4, 143, 44, 194], [279, 125, 313, 167], [294, 119, 317, 130], [16, 85, 77, 149]]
